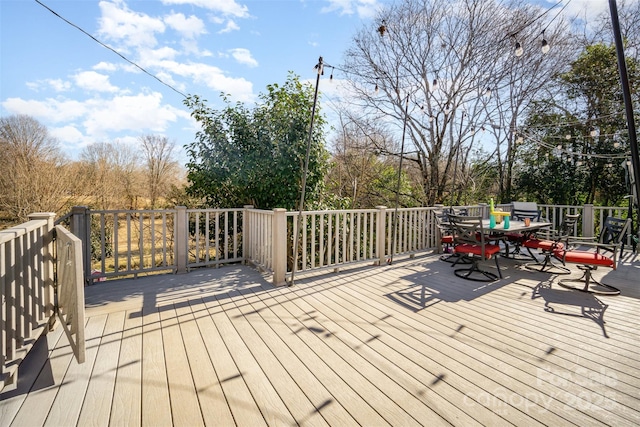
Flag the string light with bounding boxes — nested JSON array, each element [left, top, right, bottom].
[[515, 41, 524, 57], [541, 30, 550, 54], [377, 20, 387, 37]]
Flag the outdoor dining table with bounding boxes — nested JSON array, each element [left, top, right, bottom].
[[482, 219, 553, 259]]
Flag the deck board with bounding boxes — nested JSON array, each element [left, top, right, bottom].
[[2, 252, 639, 427], [109, 310, 142, 427], [141, 308, 172, 427], [43, 315, 107, 427], [77, 311, 125, 427]]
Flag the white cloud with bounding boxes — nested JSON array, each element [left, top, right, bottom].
[[164, 12, 207, 39], [139, 46, 180, 63], [2, 92, 187, 145], [98, 0, 166, 49], [153, 60, 255, 101], [25, 79, 72, 93], [218, 20, 240, 34], [82, 92, 179, 135], [93, 61, 119, 72], [2, 97, 87, 123], [50, 125, 86, 146], [229, 48, 258, 67], [321, 0, 382, 18], [47, 79, 73, 92], [74, 71, 120, 93], [160, 0, 249, 18]]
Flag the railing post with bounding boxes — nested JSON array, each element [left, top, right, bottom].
[[27, 213, 56, 326], [272, 208, 287, 286], [175, 206, 188, 273], [70, 206, 91, 285], [376, 206, 387, 265], [243, 205, 254, 264], [583, 204, 595, 238]]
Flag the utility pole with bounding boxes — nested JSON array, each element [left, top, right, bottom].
[[609, 0, 640, 237]]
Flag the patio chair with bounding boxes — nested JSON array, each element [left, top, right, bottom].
[[553, 217, 631, 295], [436, 209, 470, 264], [504, 201, 542, 260], [523, 213, 580, 274], [448, 213, 502, 282]]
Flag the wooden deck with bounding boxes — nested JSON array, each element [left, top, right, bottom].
[[2, 250, 640, 426]]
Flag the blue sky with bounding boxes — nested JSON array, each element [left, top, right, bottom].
[[0, 0, 610, 163]]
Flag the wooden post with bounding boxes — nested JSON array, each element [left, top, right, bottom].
[[70, 206, 91, 284], [175, 206, 187, 273], [583, 204, 595, 238], [243, 205, 253, 264], [272, 208, 287, 286], [376, 206, 387, 265], [27, 213, 56, 326]]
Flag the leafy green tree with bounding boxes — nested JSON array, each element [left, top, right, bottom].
[[184, 74, 330, 210], [516, 43, 638, 206]]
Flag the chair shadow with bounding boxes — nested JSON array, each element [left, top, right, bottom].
[[531, 280, 609, 338], [384, 259, 509, 312]]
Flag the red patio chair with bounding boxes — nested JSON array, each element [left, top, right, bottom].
[[553, 217, 631, 295], [523, 213, 580, 274], [504, 202, 542, 260], [436, 209, 470, 264], [448, 214, 502, 282]]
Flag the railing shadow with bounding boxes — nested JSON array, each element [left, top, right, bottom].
[[83, 265, 275, 320]]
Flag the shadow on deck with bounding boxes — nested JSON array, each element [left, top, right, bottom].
[[2, 250, 639, 426]]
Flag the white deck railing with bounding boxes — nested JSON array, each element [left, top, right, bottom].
[[1, 213, 55, 389], [59, 203, 636, 286], [2, 203, 635, 389]]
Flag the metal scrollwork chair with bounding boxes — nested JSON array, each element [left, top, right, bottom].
[[448, 214, 502, 282], [436, 208, 470, 264], [504, 201, 542, 260], [523, 213, 580, 274], [553, 217, 631, 295]]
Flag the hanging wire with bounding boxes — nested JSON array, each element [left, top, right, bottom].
[[35, 0, 188, 99]]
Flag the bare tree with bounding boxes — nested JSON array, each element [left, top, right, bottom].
[[341, 0, 576, 204], [0, 115, 72, 224], [139, 135, 178, 208], [80, 141, 139, 210]]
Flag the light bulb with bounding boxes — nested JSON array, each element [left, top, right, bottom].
[[515, 41, 524, 57], [484, 87, 491, 97], [432, 78, 438, 90], [577, 161, 582, 166], [565, 134, 571, 140], [541, 39, 550, 54], [374, 83, 379, 94], [590, 129, 598, 137], [516, 136, 524, 144], [614, 142, 620, 148]]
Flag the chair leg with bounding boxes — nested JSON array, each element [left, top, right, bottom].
[[440, 252, 471, 264], [454, 256, 500, 282], [524, 250, 571, 275], [557, 265, 620, 296]]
